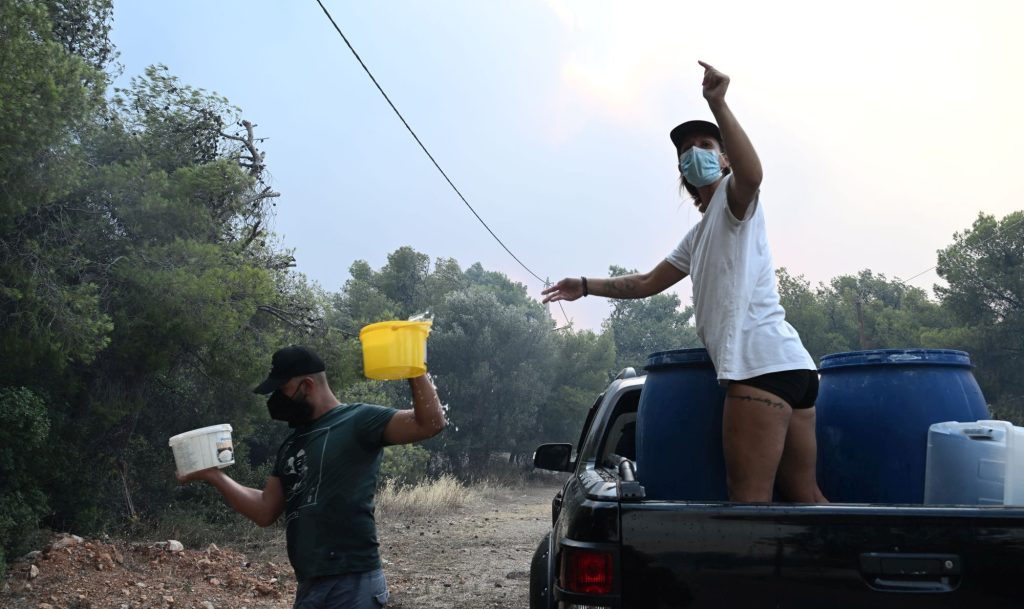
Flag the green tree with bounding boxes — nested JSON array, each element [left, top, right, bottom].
[[0, 0, 106, 221], [0, 0, 318, 544], [375, 247, 432, 316], [541, 329, 615, 444], [42, 0, 117, 71], [778, 268, 954, 363], [935, 212, 1024, 422], [0, 0, 111, 380], [775, 268, 839, 362], [429, 287, 557, 472], [0, 0, 119, 552], [821, 271, 945, 352]]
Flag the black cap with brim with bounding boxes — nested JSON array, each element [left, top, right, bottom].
[[670, 120, 722, 153], [253, 345, 326, 394]]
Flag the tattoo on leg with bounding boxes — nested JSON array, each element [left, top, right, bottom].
[[732, 394, 786, 409]]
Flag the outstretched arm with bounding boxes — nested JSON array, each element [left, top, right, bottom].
[[541, 260, 686, 303], [176, 469, 284, 527], [699, 61, 762, 219]]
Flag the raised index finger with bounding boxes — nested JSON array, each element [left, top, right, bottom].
[[697, 60, 715, 72]]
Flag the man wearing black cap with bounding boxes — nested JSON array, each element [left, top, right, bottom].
[[543, 61, 825, 505], [177, 345, 446, 608]]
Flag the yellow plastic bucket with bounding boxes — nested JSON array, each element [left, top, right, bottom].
[[359, 320, 432, 380]]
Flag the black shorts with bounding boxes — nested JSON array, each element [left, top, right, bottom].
[[731, 369, 819, 409]]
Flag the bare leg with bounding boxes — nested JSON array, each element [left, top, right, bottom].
[[776, 407, 828, 503], [722, 384, 791, 502]]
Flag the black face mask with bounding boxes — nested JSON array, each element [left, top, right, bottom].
[[266, 384, 315, 427]]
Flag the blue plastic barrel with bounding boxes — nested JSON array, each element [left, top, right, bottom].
[[636, 348, 729, 501], [816, 349, 989, 504]]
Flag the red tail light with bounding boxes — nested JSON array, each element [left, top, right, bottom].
[[562, 547, 614, 595]]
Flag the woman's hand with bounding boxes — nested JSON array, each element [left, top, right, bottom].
[[697, 60, 762, 218], [541, 277, 584, 303], [699, 60, 729, 106]]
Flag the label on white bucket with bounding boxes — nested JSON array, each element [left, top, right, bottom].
[[169, 424, 234, 475]]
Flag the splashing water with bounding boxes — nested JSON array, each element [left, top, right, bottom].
[[411, 371, 453, 429], [430, 373, 452, 427], [407, 310, 432, 322]]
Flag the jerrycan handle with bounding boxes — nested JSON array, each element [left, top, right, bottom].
[[968, 420, 1014, 440], [964, 427, 996, 440]]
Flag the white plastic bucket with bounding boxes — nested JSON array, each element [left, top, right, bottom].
[[169, 424, 234, 475]]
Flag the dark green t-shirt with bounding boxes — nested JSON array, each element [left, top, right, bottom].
[[271, 403, 398, 582]]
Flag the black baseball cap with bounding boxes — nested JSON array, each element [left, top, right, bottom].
[[252, 345, 326, 394], [669, 120, 722, 153]]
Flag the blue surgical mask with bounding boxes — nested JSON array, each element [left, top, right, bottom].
[[679, 146, 722, 187]]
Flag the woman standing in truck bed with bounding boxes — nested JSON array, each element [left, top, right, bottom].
[[543, 61, 826, 504]]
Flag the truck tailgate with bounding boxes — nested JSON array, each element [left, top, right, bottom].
[[620, 502, 1024, 608]]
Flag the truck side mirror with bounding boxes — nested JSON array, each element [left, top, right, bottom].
[[534, 443, 574, 472], [615, 367, 637, 380]]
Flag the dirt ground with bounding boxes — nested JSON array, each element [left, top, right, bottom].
[[1, 480, 561, 609]]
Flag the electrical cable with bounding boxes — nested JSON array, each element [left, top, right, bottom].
[[314, 0, 551, 289], [899, 213, 1024, 285]]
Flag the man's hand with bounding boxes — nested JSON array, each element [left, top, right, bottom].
[[541, 277, 584, 303], [699, 60, 729, 106], [175, 467, 220, 485]]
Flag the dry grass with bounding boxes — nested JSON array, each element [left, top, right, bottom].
[[466, 479, 505, 501], [376, 466, 568, 519], [376, 474, 471, 519], [467, 461, 569, 500]]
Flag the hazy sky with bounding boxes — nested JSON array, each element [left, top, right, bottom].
[[110, 1, 1024, 330]]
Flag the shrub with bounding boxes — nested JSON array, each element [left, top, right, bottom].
[[379, 443, 430, 487], [0, 387, 51, 568]]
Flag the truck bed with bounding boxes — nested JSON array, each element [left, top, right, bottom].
[[619, 496, 1024, 608]]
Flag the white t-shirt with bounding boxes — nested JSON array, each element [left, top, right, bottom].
[[666, 174, 815, 381]]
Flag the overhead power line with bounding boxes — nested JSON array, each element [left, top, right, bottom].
[[899, 213, 1024, 285], [314, 1, 574, 328], [314, 1, 551, 286]]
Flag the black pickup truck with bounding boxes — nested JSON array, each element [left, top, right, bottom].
[[529, 369, 1024, 609]]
